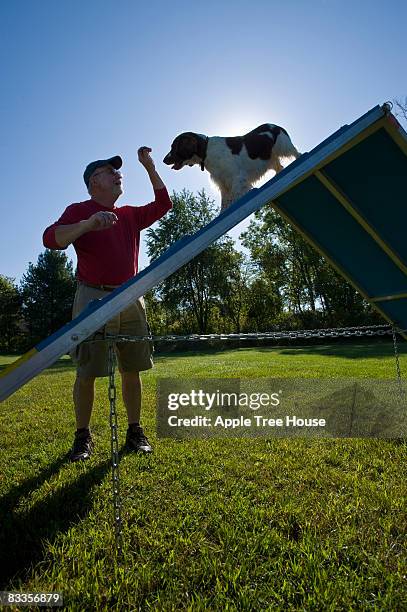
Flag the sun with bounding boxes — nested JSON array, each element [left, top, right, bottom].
[[210, 114, 262, 137]]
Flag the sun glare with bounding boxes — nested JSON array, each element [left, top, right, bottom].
[[209, 113, 265, 137], [207, 174, 221, 197]]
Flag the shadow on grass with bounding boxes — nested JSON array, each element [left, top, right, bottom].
[[47, 358, 74, 370], [0, 454, 111, 589], [269, 341, 407, 360], [154, 339, 407, 361], [42, 359, 77, 376]]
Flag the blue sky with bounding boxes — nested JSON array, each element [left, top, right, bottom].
[[1, 0, 406, 283]]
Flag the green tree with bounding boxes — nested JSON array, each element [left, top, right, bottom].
[[20, 249, 76, 346], [144, 290, 169, 336], [243, 274, 283, 332], [241, 207, 380, 327], [216, 249, 251, 333], [146, 189, 247, 333], [0, 275, 22, 352]]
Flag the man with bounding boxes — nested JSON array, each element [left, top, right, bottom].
[[43, 147, 172, 461]]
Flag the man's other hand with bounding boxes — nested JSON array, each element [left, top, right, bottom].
[[86, 211, 118, 231]]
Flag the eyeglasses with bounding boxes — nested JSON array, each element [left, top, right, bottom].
[[92, 167, 122, 178]]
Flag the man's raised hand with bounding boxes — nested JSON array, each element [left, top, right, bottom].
[[138, 146, 155, 173]]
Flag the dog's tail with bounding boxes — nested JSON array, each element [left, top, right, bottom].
[[274, 129, 301, 159]]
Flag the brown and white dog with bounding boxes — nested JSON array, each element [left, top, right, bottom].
[[163, 124, 300, 211]]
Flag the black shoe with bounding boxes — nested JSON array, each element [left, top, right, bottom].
[[70, 429, 94, 462], [126, 424, 153, 453]]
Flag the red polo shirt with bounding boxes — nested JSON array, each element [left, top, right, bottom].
[[43, 188, 172, 286]]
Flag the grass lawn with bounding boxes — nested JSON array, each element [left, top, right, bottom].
[[0, 341, 406, 610]]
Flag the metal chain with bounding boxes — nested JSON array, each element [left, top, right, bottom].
[[86, 323, 398, 345], [392, 326, 405, 400], [108, 341, 123, 558]]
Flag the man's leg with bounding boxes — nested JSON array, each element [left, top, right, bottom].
[[121, 370, 152, 453], [70, 374, 96, 461], [73, 374, 96, 429], [121, 370, 142, 425], [69, 284, 111, 462]]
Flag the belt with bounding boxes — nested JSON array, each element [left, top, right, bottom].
[[79, 282, 119, 292]]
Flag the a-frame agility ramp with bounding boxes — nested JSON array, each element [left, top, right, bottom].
[[1, 102, 407, 403]]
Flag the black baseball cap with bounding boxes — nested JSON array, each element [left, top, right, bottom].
[[83, 155, 123, 187]]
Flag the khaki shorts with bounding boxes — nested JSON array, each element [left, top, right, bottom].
[[70, 283, 154, 378]]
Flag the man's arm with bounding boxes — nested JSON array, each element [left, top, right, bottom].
[[145, 166, 165, 191], [132, 147, 173, 230], [53, 219, 92, 248], [44, 211, 118, 249]]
